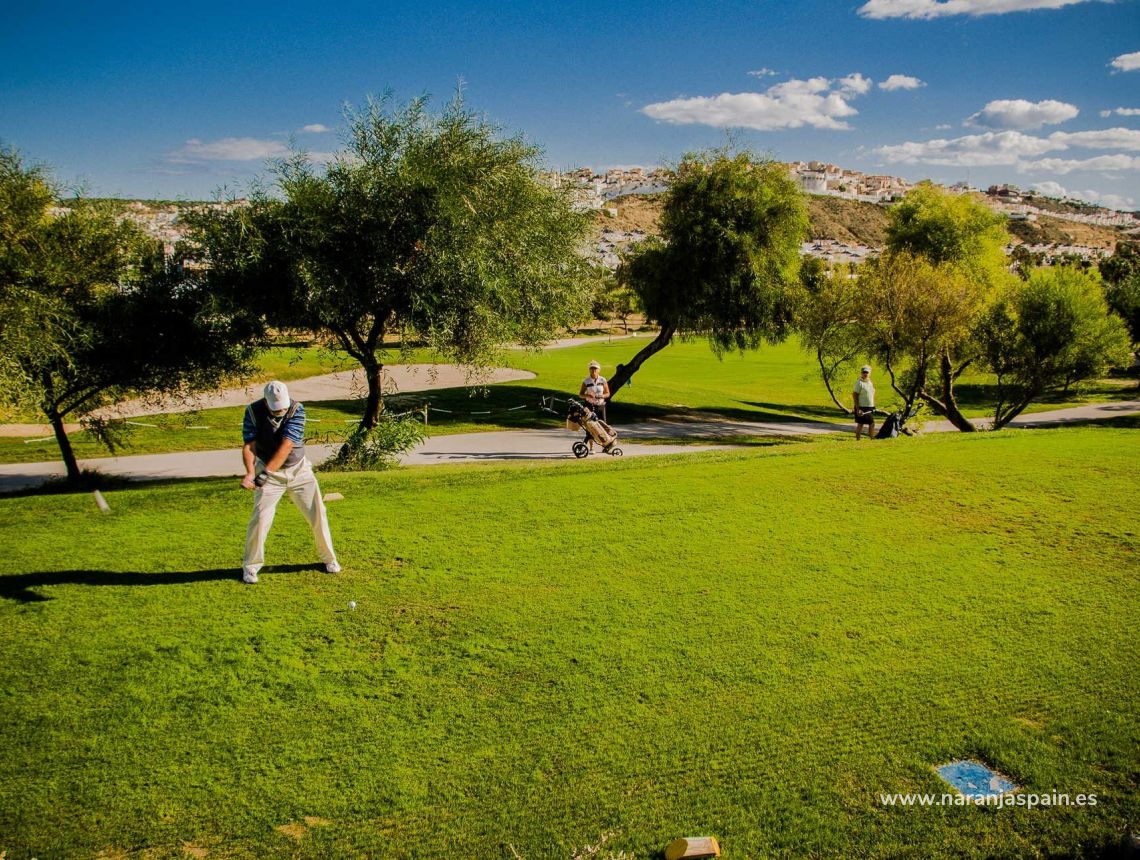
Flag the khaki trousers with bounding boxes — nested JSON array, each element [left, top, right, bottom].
[[243, 457, 337, 575]]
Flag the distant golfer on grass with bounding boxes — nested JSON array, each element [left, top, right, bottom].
[[239, 381, 340, 584], [853, 365, 876, 440]]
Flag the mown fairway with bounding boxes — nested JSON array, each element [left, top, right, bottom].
[[0, 427, 1136, 858], [3, 336, 1134, 464]]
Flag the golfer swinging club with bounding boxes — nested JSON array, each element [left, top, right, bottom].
[[239, 381, 340, 583]]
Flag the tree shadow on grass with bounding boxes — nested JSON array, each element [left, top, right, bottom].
[[0, 563, 320, 603], [0, 473, 235, 499], [738, 400, 847, 422]]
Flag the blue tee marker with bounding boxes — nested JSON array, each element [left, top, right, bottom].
[[937, 760, 1018, 798]]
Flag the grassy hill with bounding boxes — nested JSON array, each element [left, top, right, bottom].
[[1, 427, 1136, 857]]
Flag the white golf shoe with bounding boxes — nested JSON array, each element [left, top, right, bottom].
[[325, 562, 342, 574], [242, 569, 259, 584]]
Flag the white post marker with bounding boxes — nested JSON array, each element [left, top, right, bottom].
[[92, 490, 111, 513]]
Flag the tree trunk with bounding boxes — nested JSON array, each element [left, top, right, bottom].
[[935, 348, 975, 432], [47, 406, 82, 483], [993, 394, 1035, 430], [819, 348, 852, 415], [361, 359, 384, 429], [607, 324, 676, 397]]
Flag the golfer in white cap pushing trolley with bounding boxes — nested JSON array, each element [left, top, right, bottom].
[[579, 360, 610, 422], [239, 381, 340, 583]]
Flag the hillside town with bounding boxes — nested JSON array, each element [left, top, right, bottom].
[[75, 163, 1140, 269]]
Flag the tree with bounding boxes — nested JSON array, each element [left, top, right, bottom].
[[793, 257, 861, 414], [1009, 244, 1043, 280], [609, 285, 642, 334], [1098, 240, 1139, 288], [188, 93, 594, 428], [1099, 240, 1140, 356], [1104, 271, 1140, 351], [609, 150, 807, 396], [880, 183, 1015, 431], [856, 252, 984, 422], [0, 149, 69, 419], [978, 266, 1131, 428], [0, 147, 257, 482]]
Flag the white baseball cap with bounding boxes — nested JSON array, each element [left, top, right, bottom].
[[264, 380, 291, 411], [588, 360, 601, 369], [861, 365, 872, 373]]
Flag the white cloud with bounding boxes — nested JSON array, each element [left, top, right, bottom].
[[935, 123, 953, 130], [875, 130, 1057, 166], [1102, 107, 1140, 117], [858, 0, 1103, 19], [300, 123, 332, 133], [1019, 154, 1140, 174], [1082, 190, 1135, 209], [1030, 180, 1069, 197], [169, 137, 289, 163], [641, 74, 871, 131], [965, 99, 1079, 130], [1030, 181, 1135, 208], [748, 68, 779, 77], [874, 127, 1140, 168], [879, 74, 926, 91], [1110, 51, 1140, 72], [838, 73, 874, 95], [1101, 109, 1113, 117], [1050, 128, 1140, 150]]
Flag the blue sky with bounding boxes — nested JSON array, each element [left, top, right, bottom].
[[2, 0, 1138, 208]]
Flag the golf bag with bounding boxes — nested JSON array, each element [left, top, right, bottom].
[[566, 399, 618, 449], [876, 403, 920, 440], [877, 412, 902, 439]]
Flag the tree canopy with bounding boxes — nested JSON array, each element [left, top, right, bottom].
[[187, 93, 595, 427], [978, 266, 1131, 427], [0, 147, 256, 481], [611, 150, 807, 395], [880, 183, 1015, 431]]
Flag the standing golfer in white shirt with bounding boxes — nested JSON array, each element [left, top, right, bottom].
[[240, 381, 340, 583], [852, 365, 876, 440]]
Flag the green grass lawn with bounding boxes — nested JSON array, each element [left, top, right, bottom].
[[1, 428, 1137, 858], [2, 335, 1135, 464]]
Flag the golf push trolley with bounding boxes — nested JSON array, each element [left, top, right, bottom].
[[565, 398, 622, 458]]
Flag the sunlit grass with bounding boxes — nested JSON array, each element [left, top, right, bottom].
[[1, 427, 1137, 857]]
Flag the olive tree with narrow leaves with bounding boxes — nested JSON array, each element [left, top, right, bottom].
[[879, 182, 1015, 431], [978, 266, 1131, 428], [187, 94, 594, 428], [0, 147, 259, 482], [608, 150, 807, 396]]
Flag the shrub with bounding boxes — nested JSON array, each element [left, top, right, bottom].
[[319, 412, 427, 472]]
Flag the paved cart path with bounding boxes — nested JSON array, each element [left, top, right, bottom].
[[2, 399, 1136, 494]]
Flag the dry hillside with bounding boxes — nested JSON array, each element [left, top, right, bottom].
[[593, 194, 662, 234], [1005, 215, 1122, 251], [600, 193, 891, 246], [804, 196, 890, 246], [600, 192, 1125, 252]]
